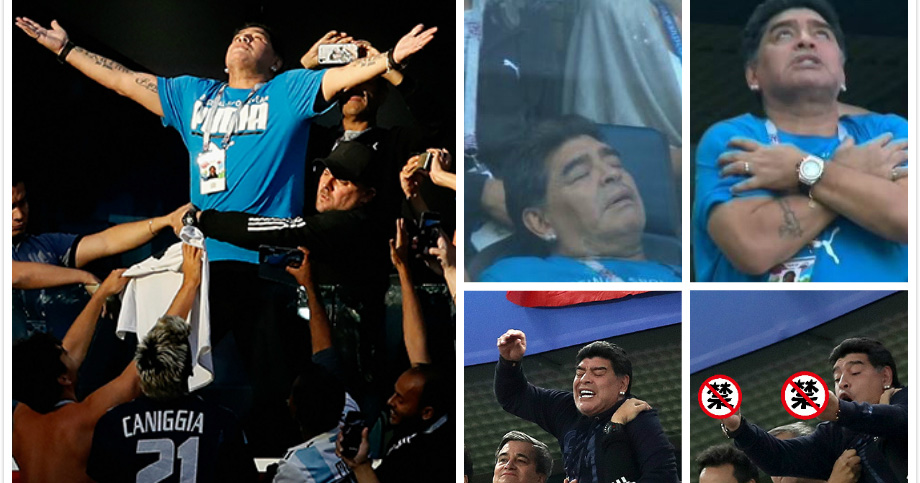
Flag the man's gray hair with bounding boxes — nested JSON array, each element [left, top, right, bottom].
[[768, 421, 815, 438], [136, 315, 192, 400], [495, 430, 553, 476]]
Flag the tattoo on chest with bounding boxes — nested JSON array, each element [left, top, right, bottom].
[[777, 198, 804, 238]]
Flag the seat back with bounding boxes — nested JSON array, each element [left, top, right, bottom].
[[595, 124, 680, 238]]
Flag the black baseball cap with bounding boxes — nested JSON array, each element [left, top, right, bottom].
[[313, 141, 382, 188]]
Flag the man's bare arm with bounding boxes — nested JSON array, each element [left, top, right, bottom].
[[61, 269, 129, 368], [284, 247, 335, 354], [15, 17, 164, 116], [708, 196, 837, 275], [165, 244, 203, 319], [390, 220, 430, 365], [11, 260, 98, 289], [75, 203, 189, 268]]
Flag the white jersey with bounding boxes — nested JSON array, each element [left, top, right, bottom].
[[117, 234, 213, 390]]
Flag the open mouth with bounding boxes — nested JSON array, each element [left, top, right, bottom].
[[579, 389, 596, 399], [839, 394, 852, 402], [792, 54, 822, 67], [605, 190, 634, 210]]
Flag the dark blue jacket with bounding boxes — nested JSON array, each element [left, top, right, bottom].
[[494, 357, 679, 483], [733, 387, 908, 482]]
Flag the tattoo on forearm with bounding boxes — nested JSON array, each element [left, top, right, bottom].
[[135, 76, 158, 93], [74, 46, 132, 74], [353, 54, 383, 68], [777, 198, 804, 238]]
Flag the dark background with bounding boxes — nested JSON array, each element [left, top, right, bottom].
[[13, 0, 456, 261]]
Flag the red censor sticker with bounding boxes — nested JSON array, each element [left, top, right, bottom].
[[782, 371, 829, 420], [698, 375, 742, 419]]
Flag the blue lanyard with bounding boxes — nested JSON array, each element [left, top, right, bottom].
[[764, 119, 849, 146], [653, 0, 681, 61]]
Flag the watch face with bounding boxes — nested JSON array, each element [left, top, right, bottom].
[[802, 160, 821, 177], [799, 156, 824, 185]]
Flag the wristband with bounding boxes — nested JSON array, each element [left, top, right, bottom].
[[147, 219, 156, 235], [58, 41, 75, 64], [386, 49, 405, 72]]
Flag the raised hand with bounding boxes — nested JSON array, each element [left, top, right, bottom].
[[15, 17, 68, 54], [97, 268, 129, 298], [389, 219, 410, 270], [180, 243, 203, 286], [400, 156, 424, 199], [285, 247, 313, 287], [497, 329, 527, 361], [392, 24, 437, 65]]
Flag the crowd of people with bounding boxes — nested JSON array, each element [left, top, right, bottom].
[[13, 13, 455, 482]]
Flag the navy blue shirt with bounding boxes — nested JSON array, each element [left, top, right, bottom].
[[494, 358, 678, 483], [732, 388, 907, 482]]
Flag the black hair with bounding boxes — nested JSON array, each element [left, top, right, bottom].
[[290, 364, 346, 438], [828, 337, 901, 387], [495, 430, 553, 476], [696, 444, 760, 482], [407, 363, 450, 418], [575, 340, 633, 393], [233, 22, 285, 69], [13, 332, 68, 414], [742, 0, 846, 66], [505, 115, 601, 245]]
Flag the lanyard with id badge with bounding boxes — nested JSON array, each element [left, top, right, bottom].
[[197, 83, 262, 195], [764, 119, 848, 282]]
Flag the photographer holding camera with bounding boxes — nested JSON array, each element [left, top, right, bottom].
[[181, 140, 390, 284], [331, 223, 453, 482]]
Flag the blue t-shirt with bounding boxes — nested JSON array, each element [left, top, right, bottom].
[[159, 69, 331, 262], [480, 255, 681, 282], [12, 233, 86, 340], [694, 113, 908, 282]]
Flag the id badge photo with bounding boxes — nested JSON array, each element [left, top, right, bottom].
[[767, 255, 816, 282], [197, 143, 227, 195]]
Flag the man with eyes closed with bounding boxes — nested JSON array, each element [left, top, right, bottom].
[[494, 329, 678, 483], [479, 116, 681, 282], [721, 338, 907, 482]]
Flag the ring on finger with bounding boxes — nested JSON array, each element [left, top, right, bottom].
[[743, 161, 751, 175]]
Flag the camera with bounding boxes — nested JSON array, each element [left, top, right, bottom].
[[340, 411, 365, 459], [257, 245, 304, 287], [417, 212, 442, 253], [417, 151, 434, 171], [318, 43, 359, 66]]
